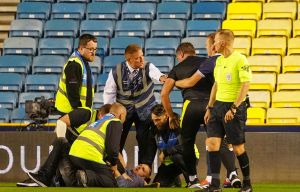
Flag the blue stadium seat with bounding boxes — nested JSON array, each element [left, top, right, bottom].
[[181, 37, 207, 56], [93, 0, 125, 3], [10, 19, 43, 38], [115, 20, 150, 38], [25, 74, 59, 92], [19, 92, 54, 108], [80, 20, 114, 38], [23, 0, 54, 2], [110, 37, 144, 55], [187, 20, 221, 37], [3, 37, 37, 56], [89, 56, 102, 74], [96, 73, 109, 92], [87, 2, 121, 20], [144, 56, 174, 73], [0, 108, 10, 123], [51, 3, 86, 20], [145, 38, 180, 56], [73, 37, 109, 57], [157, 2, 191, 20], [173, 108, 182, 116], [44, 19, 79, 38], [17, 2, 51, 20], [10, 107, 31, 123], [122, 3, 156, 20], [32, 55, 66, 74], [127, 0, 159, 3], [170, 90, 183, 109], [0, 92, 18, 110], [162, 0, 193, 3], [0, 73, 24, 92], [39, 38, 73, 56], [103, 55, 124, 73], [151, 19, 185, 38], [58, 0, 89, 2], [93, 92, 104, 109], [0, 55, 31, 74], [192, 2, 226, 20]]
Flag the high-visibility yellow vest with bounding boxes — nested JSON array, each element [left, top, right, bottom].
[[69, 116, 120, 165], [55, 51, 94, 114]]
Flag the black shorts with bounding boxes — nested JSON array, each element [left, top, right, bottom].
[[207, 101, 247, 145], [67, 108, 91, 128]]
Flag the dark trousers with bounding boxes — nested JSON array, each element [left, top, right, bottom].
[[181, 99, 207, 176], [69, 156, 117, 187], [119, 111, 157, 165]]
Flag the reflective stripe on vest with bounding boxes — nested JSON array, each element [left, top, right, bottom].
[[115, 63, 154, 108], [69, 117, 120, 165], [55, 51, 94, 113]]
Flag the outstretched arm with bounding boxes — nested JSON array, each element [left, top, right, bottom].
[[175, 71, 202, 88]]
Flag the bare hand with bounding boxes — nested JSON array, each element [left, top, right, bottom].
[[224, 109, 235, 123], [169, 116, 180, 129], [159, 152, 165, 162], [159, 75, 167, 83], [122, 173, 133, 181], [204, 110, 211, 124]]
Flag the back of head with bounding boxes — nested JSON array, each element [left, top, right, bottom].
[[78, 34, 97, 48], [109, 103, 127, 123], [176, 42, 196, 56], [97, 104, 112, 119], [207, 32, 216, 45], [216, 29, 234, 46], [125, 44, 141, 56]]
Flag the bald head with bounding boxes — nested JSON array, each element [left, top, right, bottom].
[[109, 103, 127, 123], [216, 29, 234, 46]]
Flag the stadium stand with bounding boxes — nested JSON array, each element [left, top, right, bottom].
[[32, 55, 66, 74], [122, 3, 156, 20], [247, 90, 270, 109], [115, 20, 150, 38], [93, 92, 104, 109], [247, 55, 281, 74], [86, 2, 121, 20], [0, 73, 24, 92], [145, 38, 180, 56], [282, 55, 300, 73], [192, 2, 226, 20], [9, 19, 43, 38], [277, 73, 300, 91], [250, 73, 277, 92], [186, 20, 221, 37], [263, 2, 297, 20], [252, 37, 286, 56], [170, 90, 183, 109], [267, 108, 300, 124], [151, 19, 185, 38], [181, 37, 207, 56], [3, 37, 37, 55], [247, 107, 266, 125], [38, 38, 73, 56], [44, 19, 79, 38], [110, 37, 144, 55], [102, 55, 124, 74], [222, 20, 256, 38], [18, 92, 54, 108], [257, 19, 292, 38], [0, 55, 31, 74], [157, 2, 191, 20], [233, 37, 251, 56], [272, 91, 300, 108], [227, 2, 262, 20], [293, 20, 300, 38], [96, 73, 109, 92], [16, 2, 51, 20], [0, 92, 18, 110], [51, 3, 86, 20], [25, 74, 59, 92], [10, 107, 31, 123], [80, 20, 115, 38], [0, 108, 10, 123], [144, 56, 174, 74], [287, 38, 300, 55]]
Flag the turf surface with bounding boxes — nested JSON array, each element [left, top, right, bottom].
[[1, 183, 300, 192]]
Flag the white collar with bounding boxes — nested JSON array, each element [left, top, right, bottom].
[[125, 61, 139, 73]]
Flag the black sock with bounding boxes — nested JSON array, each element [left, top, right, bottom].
[[220, 142, 236, 178], [208, 151, 221, 188], [206, 149, 211, 176], [237, 152, 251, 186]]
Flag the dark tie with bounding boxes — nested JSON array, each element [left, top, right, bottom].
[[129, 69, 138, 81]]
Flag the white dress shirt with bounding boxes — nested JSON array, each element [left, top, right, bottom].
[[103, 61, 165, 104]]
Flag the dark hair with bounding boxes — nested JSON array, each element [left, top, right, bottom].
[[125, 44, 142, 55], [176, 42, 196, 55], [151, 104, 166, 116], [78, 34, 97, 48]]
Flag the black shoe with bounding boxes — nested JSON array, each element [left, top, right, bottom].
[[16, 178, 39, 187], [76, 170, 88, 187], [27, 172, 49, 187], [195, 186, 222, 192], [230, 175, 241, 188], [239, 184, 253, 192]]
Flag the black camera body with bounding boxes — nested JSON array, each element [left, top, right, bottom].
[[25, 96, 56, 123]]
